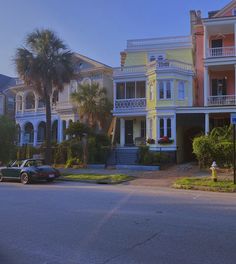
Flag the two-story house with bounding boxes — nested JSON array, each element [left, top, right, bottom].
[[11, 53, 113, 147], [112, 36, 195, 163]]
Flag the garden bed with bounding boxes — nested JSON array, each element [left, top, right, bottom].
[[59, 174, 134, 184], [173, 177, 236, 193]]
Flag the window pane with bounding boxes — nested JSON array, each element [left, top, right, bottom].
[[178, 81, 185, 100], [166, 81, 171, 99], [126, 82, 135, 99], [159, 81, 164, 99], [116, 83, 125, 99], [136, 81, 146, 98], [167, 118, 171, 138], [160, 118, 164, 137]]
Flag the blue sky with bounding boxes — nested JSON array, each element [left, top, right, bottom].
[[0, 0, 230, 76]]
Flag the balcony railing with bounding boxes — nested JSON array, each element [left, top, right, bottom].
[[148, 59, 193, 72], [115, 98, 146, 111], [113, 65, 146, 77], [207, 46, 235, 58], [208, 95, 236, 106]]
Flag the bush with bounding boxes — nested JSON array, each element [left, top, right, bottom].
[[138, 146, 170, 166]]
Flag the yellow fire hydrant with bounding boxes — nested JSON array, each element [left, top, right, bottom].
[[210, 161, 218, 182]]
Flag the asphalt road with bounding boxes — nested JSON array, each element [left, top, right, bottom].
[[0, 181, 236, 264]]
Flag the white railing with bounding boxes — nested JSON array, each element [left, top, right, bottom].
[[15, 78, 24, 85], [113, 65, 146, 76], [148, 60, 193, 72], [207, 46, 235, 58], [55, 102, 74, 110], [208, 95, 236, 106], [115, 98, 146, 111], [127, 36, 191, 49]]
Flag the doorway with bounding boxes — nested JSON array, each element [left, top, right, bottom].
[[125, 120, 134, 146]]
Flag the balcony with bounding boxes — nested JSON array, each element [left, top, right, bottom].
[[148, 60, 193, 74], [207, 46, 235, 58], [113, 65, 146, 78], [208, 95, 236, 106], [114, 98, 146, 112]]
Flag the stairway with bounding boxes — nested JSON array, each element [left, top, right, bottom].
[[106, 148, 139, 166]]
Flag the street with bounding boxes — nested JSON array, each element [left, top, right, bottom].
[[0, 181, 236, 264]]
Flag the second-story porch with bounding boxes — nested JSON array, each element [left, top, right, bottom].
[[113, 80, 146, 114]]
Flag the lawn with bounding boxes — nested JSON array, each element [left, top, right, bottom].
[[60, 174, 134, 184], [173, 177, 236, 192]]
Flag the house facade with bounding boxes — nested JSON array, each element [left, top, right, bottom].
[[11, 53, 113, 147], [112, 0, 236, 163], [112, 36, 195, 162]]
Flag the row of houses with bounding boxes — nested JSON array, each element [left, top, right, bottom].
[[1, 1, 236, 164]]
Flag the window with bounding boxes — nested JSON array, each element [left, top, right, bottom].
[[159, 81, 164, 99], [149, 55, 156, 62], [126, 82, 135, 99], [158, 80, 172, 100], [25, 92, 35, 109], [178, 81, 185, 100], [141, 120, 146, 138], [232, 8, 236, 16], [167, 118, 171, 138], [159, 117, 173, 139], [160, 118, 164, 138], [116, 83, 125, 99]]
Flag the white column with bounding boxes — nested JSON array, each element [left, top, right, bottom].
[[156, 117, 160, 139], [234, 23, 236, 54], [205, 113, 210, 135], [58, 118, 63, 143], [172, 114, 176, 143], [113, 82, 116, 111], [66, 120, 69, 140], [120, 118, 125, 147], [204, 66, 209, 106], [235, 65, 236, 103], [20, 128, 24, 146], [33, 128, 37, 147], [35, 96, 39, 112], [204, 26, 209, 58]]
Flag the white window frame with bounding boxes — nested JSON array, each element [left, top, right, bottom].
[[158, 80, 173, 100], [178, 81, 185, 100], [158, 117, 173, 139]]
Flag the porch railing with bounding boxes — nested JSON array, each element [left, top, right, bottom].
[[208, 95, 236, 106], [148, 59, 193, 72], [114, 98, 146, 111], [207, 46, 235, 58]]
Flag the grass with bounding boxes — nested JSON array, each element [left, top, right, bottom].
[[173, 177, 236, 192], [60, 174, 134, 184]]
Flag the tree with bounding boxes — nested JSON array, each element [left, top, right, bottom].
[[71, 82, 112, 130], [0, 116, 16, 164], [65, 121, 92, 139], [15, 29, 74, 163]]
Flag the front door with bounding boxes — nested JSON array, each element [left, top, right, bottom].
[[125, 120, 134, 145]]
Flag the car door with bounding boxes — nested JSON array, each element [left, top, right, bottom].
[[2, 161, 22, 178]]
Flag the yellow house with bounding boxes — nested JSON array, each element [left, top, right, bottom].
[[112, 36, 194, 162]]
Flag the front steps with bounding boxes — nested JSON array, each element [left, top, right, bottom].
[[106, 148, 139, 166]]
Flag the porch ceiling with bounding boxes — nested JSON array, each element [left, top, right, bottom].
[[208, 64, 235, 71], [207, 23, 234, 35]]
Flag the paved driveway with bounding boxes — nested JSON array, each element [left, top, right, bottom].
[[0, 181, 236, 264]]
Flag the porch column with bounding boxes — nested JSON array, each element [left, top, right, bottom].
[[235, 64, 236, 104], [35, 96, 39, 112], [20, 128, 24, 146], [234, 23, 236, 55], [33, 128, 38, 147], [205, 113, 210, 135], [113, 82, 116, 111], [66, 120, 69, 140], [120, 118, 125, 147], [204, 66, 209, 106], [204, 26, 209, 58], [58, 118, 63, 143], [172, 114, 176, 144]]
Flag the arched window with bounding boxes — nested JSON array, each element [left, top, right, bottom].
[[38, 97, 45, 108], [37, 122, 46, 142], [25, 92, 35, 109], [24, 122, 34, 143]]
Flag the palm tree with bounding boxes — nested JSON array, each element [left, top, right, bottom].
[[71, 82, 112, 130], [15, 29, 74, 163]]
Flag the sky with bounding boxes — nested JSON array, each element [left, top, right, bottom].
[[0, 0, 231, 77]]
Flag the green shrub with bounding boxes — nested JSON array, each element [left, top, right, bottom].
[[138, 146, 170, 166]]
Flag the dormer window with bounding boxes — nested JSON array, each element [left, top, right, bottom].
[[157, 55, 164, 61], [150, 55, 156, 62]]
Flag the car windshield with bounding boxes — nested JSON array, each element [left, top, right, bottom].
[[24, 160, 44, 167], [11, 160, 24, 167]]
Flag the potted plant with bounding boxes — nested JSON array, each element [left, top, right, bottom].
[[158, 136, 173, 144], [147, 138, 155, 144]]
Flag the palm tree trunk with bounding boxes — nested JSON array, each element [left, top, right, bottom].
[[44, 88, 52, 164]]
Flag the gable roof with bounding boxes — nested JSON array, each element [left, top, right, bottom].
[[213, 0, 236, 18], [74, 53, 111, 70], [0, 74, 16, 93]]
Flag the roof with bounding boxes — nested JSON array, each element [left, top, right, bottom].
[[73, 53, 112, 69], [212, 0, 236, 18], [0, 74, 16, 93]]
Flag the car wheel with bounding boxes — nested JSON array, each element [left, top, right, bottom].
[[21, 173, 30, 184], [47, 178, 54, 183]]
